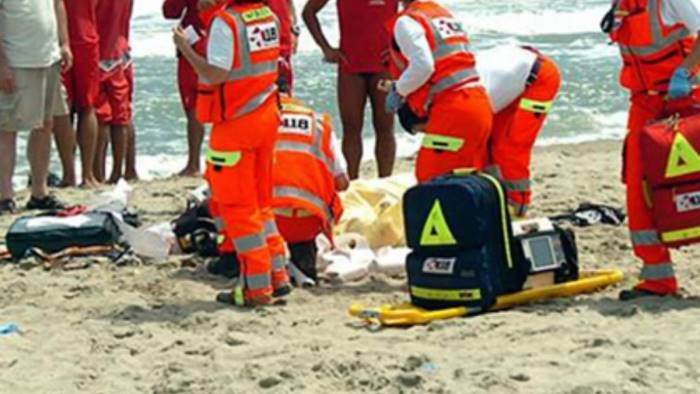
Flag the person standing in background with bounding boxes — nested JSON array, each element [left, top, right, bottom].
[[94, 0, 134, 184], [385, 0, 491, 183], [0, 0, 71, 214], [268, 0, 299, 92], [303, 0, 398, 180], [175, 0, 292, 306], [603, 0, 700, 300], [123, 10, 139, 182], [163, 0, 207, 177], [55, 0, 100, 188]]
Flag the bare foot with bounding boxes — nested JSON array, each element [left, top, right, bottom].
[[107, 173, 123, 185], [80, 177, 100, 189], [125, 172, 139, 182], [58, 178, 77, 188], [178, 167, 201, 177]]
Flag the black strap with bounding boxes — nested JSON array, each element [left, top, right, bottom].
[[600, 2, 618, 34]]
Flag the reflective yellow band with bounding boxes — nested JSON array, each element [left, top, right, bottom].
[[281, 102, 312, 114], [241, 6, 273, 22], [207, 149, 242, 167], [422, 134, 464, 152], [274, 207, 315, 218], [479, 173, 514, 269], [411, 286, 482, 302], [661, 225, 700, 243], [520, 98, 553, 114]]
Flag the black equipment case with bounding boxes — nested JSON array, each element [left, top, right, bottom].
[[6, 212, 121, 259], [403, 172, 529, 313]]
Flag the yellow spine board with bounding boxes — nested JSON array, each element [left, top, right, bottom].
[[349, 270, 624, 327]]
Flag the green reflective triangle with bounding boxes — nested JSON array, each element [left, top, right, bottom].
[[666, 133, 700, 178], [420, 199, 457, 246]]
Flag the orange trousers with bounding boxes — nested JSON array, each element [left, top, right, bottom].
[[488, 56, 561, 217], [624, 92, 687, 295], [206, 99, 290, 302], [416, 86, 493, 183]]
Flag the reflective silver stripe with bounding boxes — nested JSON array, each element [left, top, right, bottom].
[[619, 0, 691, 57], [272, 255, 286, 270], [263, 219, 279, 237], [426, 68, 479, 109], [213, 217, 226, 232], [245, 272, 272, 290], [483, 165, 503, 180], [631, 230, 662, 246], [235, 84, 277, 117], [228, 61, 277, 80], [275, 141, 333, 170], [503, 179, 531, 192], [434, 42, 471, 61], [273, 186, 332, 221], [640, 263, 675, 280], [233, 233, 267, 253]]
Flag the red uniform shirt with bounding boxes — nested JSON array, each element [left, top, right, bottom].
[[162, 0, 204, 32], [338, 0, 398, 74], [65, 0, 98, 45], [96, 0, 133, 61], [267, 0, 293, 57]]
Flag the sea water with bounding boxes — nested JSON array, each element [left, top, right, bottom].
[[14, 0, 626, 183]]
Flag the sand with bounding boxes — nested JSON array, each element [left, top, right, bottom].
[[2, 140, 700, 394]]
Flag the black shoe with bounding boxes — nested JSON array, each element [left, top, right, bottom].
[[206, 253, 239, 279], [26, 194, 65, 211], [273, 284, 292, 298], [289, 241, 318, 282], [0, 199, 16, 215], [619, 288, 668, 301]]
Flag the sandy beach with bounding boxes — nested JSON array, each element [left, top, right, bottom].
[[2, 140, 700, 394]]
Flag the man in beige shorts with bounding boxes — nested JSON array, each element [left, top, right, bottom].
[[0, 0, 73, 214]]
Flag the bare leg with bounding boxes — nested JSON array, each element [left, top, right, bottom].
[[94, 123, 110, 183], [108, 125, 127, 184], [28, 122, 54, 199], [53, 114, 77, 187], [0, 131, 18, 200], [368, 72, 396, 178], [77, 107, 99, 187], [179, 110, 205, 177], [338, 71, 369, 180], [125, 122, 139, 181]]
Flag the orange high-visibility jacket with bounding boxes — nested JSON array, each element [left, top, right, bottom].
[[272, 96, 344, 226], [387, 0, 479, 117], [196, 2, 280, 123], [609, 0, 696, 93]]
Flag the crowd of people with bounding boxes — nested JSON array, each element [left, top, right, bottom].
[[0, 0, 136, 213], [2, 0, 700, 306]]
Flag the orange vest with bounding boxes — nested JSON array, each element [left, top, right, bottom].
[[387, 1, 479, 117], [272, 96, 344, 226], [609, 0, 695, 93], [196, 3, 280, 124]]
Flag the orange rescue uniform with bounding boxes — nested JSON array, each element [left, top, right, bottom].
[[272, 95, 344, 244], [488, 52, 561, 217], [608, 0, 698, 294], [198, 2, 289, 304], [387, 0, 492, 183]]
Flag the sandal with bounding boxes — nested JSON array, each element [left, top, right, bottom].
[[0, 199, 16, 215], [26, 194, 66, 211]]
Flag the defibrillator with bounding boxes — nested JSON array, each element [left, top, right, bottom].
[[512, 218, 579, 287]]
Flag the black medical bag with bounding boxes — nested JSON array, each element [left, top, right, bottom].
[[403, 172, 528, 312]]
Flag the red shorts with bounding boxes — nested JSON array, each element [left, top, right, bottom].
[[177, 56, 198, 112], [124, 61, 134, 111], [96, 67, 131, 126], [63, 42, 100, 110]]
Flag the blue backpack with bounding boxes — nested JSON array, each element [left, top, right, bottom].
[[403, 172, 529, 313]]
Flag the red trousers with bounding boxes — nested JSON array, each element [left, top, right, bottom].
[[416, 86, 493, 183], [488, 56, 561, 217], [206, 99, 289, 302], [624, 92, 686, 294], [276, 214, 324, 244]]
